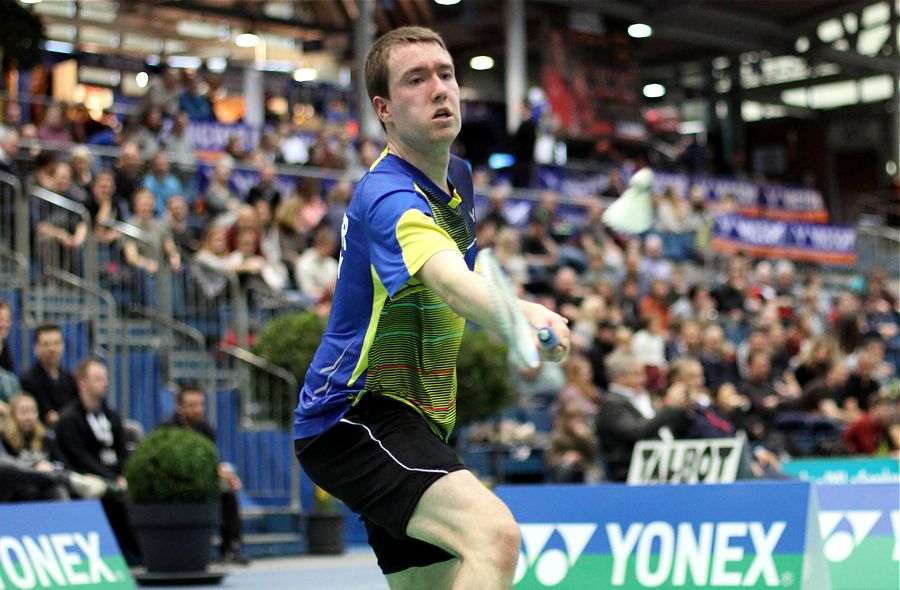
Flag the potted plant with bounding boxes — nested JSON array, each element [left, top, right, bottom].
[[305, 485, 345, 555], [125, 427, 222, 578]]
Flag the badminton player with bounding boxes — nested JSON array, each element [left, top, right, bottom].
[[293, 26, 569, 589]]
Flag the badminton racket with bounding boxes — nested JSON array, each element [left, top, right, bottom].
[[476, 248, 558, 370]]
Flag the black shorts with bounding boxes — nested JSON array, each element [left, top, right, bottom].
[[294, 393, 466, 574]]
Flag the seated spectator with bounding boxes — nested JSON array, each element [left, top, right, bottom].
[[0, 299, 14, 373], [159, 385, 249, 564], [843, 346, 883, 413], [139, 68, 182, 118], [631, 315, 668, 393], [639, 278, 672, 332], [791, 361, 855, 423], [162, 111, 197, 180], [246, 161, 282, 210], [200, 159, 240, 223], [842, 393, 900, 455], [792, 336, 840, 389], [555, 354, 602, 420], [134, 106, 164, 160], [699, 324, 738, 393], [142, 150, 183, 215], [55, 360, 141, 564], [53, 160, 87, 203], [0, 127, 19, 177], [20, 324, 79, 426], [273, 196, 309, 273], [294, 177, 327, 232], [547, 403, 602, 483], [295, 227, 338, 301], [596, 352, 693, 482], [234, 227, 287, 292], [112, 141, 143, 217], [179, 74, 214, 120], [124, 188, 182, 275], [37, 103, 73, 145], [223, 134, 249, 163], [712, 256, 749, 320], [70, 145, 94, 196], [164, 194, 203, 258], [638, 235, 673, 287], [1, 394, 107, 500], [322, 179, 353, 237], [85, 169, 121, 245]]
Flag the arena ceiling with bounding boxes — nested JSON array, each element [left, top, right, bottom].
[[26, 0, 900, 110]]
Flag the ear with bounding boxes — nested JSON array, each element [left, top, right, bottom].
[[372, 96, 392, 127]]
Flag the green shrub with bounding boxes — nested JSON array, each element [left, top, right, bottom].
[[251, 311, 326, 426], [455, 328, 516, 426], [125, 428, 220, 504]]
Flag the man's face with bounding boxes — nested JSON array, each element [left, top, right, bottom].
[[167, 196, 187, 221], [0, 307, 10, 340], [35, 330, 64, 367], [80, 363, 109, 400], [376, 42, 460, 151], [177, 391, 205, 425]]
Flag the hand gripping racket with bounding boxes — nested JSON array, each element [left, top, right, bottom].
[[476, 248, 559, 370]]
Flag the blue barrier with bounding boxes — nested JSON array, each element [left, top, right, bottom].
[[0, 500, 136, 589], [496, 482, 830, 589]]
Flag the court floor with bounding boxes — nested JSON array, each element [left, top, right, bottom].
[[133, 547, 389, 590]]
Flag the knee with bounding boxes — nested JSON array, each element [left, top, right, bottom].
[[482, 511, 521, 573]]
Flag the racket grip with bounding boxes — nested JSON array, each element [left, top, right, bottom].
[[537, 327, 560, 349]]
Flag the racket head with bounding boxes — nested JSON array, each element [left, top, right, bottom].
[[475, 248, 541, 370]]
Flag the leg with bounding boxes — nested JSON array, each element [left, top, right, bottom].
[[386, 558, 460, 590], [404, 470, 520, 590]]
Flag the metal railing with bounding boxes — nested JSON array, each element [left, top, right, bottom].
[[219, 344, 300, 510], [32, 267, 122, 414]]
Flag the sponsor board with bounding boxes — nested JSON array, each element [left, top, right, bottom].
[[816, 483, 900, 590], [627, 437, 745, 485], [497, 482, 829, 589], [712, 215, 856, 266], [783, 457, 899, 484], [0, 501, 134, 589]]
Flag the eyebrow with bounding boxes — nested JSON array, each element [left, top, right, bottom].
[[399, 62, 454, 80]]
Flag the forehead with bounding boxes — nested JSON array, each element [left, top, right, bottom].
[[37, 330, 62, 343], [387, 41, 453, 79]]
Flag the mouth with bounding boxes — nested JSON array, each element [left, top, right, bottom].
[[432, 107, 453, 121]]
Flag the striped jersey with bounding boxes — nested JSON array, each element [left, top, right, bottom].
[[292, 150, 476, 442]]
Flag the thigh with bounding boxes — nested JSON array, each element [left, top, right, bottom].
[[405, 470, 517, 558]]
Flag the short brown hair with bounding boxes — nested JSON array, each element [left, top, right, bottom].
[[364, 26, 448, 102], [76, 358, 105, 381]]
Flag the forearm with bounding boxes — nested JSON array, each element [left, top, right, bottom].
[[417, 249, 498, 330]]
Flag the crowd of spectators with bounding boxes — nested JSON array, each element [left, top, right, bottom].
[[1, 69, 899, 492], [0, 320, 249, 565]]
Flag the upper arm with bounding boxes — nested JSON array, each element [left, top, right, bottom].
[[366, 189, 457, 297]]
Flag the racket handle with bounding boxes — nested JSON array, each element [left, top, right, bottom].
[[537, 327, 560, 349]]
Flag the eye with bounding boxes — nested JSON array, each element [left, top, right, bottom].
[[409, 76, 423, 85]]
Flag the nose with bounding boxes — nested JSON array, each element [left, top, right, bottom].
[[430, 72, 448, 101]]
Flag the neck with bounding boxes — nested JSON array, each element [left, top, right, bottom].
[[81, 395, 101, 413], [387, 140, 450, 193], [40, 361, 59, 378]]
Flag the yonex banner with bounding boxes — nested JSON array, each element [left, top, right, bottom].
[[712, 214, 856, 266], [497, 482, 830, 589], [816, 483, 899, 590], [783, 457, 899, 484], [627, 437, 746, 485], [0, 500, 135, 589]]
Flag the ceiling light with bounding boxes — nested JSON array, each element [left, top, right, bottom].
[[628, 23, 653, 38], [643, 83, 666, 98], [434, 0, 461, 5], [294, 67, 317, 82], [469, 55, 494, 71], [135, 72, 149, 88], [207, 57, 228, 73], [235, 33, 260, 48], [44, 40, 74, 54], [21, 0, 42, 4]]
